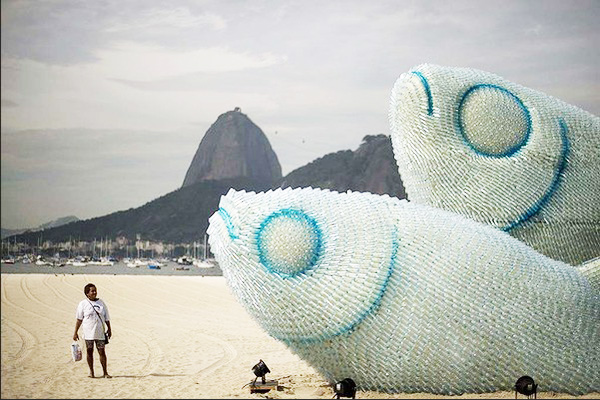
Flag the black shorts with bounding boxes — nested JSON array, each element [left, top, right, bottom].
[[85, 339, 106, 350]]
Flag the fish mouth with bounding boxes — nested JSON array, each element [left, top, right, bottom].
[[410, 71, 433, 116], [217, 207, 239, 240], [206, 206, 237, 265], [207, 188, 246, 255], [390, 69, 435, 126]]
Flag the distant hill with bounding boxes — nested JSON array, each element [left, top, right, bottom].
[[1, 215, 80, 239], [182, 108, 282, 188], [1, 228, 27, 240], [278, 134, 406, 199], [7, 114, 406, 246], [9, 108, 282, 245], [11, 178, 271, 244], [38, 215, 80, 230]]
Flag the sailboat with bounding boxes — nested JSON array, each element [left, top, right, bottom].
[[1, 239, 16, 264], [126, 258, 148, 268], [193, 234, 217, 269]]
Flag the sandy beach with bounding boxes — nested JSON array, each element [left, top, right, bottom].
[[1, 273, 597, 399]]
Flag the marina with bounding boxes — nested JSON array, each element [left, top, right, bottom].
[[0, 233, 220, 276], [0, 258, 222, 276]]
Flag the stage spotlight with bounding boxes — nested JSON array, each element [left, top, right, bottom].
[[252, 359, 270, 385], [247, 360, 278, 394], [515, 375, 537, 399], [333, 378, 356, 399]]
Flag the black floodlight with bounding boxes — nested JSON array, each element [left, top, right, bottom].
[[333, 378, 356, 399], [252, 359, 270, 385], [243, 359, 278, 394], [515, 375, 537, 399]]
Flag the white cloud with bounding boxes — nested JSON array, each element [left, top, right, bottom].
[[91, 41, 287, 81], [0, 42, 288, 132], [106, 6, 227, 32]]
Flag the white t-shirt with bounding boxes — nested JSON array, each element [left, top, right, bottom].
[[76, 298, 110, 340]]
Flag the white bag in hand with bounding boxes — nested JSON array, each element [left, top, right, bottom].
[[71, 341, 82, 362]]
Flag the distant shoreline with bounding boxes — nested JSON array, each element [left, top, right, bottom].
[[0, 261, 222, 276]]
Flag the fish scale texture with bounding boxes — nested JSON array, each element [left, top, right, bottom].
[[207, 187, 600, 395], [389, 64, 600, 265]]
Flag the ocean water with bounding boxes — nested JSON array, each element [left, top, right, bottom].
[[0, 261, 222, 276]]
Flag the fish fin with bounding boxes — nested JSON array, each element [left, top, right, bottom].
[[576, 257, 600, 291]]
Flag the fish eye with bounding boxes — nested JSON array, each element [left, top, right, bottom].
[[457, 84, 531, 157], [256, 209, 322, 278]]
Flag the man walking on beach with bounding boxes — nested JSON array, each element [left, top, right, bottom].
[[73, 283, 112, 378]]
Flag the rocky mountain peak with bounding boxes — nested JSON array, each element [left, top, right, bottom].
[[182, 108, 282, 188], [278, 134, 406, 199]]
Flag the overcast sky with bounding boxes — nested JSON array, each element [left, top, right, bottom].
[[1, 0, 599, 229]]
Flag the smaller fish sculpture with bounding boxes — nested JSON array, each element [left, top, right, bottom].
[[389, 64, 600, 265], [207, 186, 599, 395]]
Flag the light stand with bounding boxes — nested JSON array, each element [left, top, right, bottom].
[[333, 378, 356, 399], [515, 375, 537, 399], [249, 360, 278, 394]]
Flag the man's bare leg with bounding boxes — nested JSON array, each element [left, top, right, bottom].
[[98, 348, 111, 378], [86, 346, 95, 378]]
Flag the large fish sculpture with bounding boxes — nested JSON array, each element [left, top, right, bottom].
[[389, 64, 600, 265], [207, 187, 599, 395]]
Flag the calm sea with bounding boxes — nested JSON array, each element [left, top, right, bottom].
[[0, 261, 222, 276]]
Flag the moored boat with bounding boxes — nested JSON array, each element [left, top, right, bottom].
[[126, 258, 148, 268]]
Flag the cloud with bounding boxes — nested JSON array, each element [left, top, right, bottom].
[[1, 99, 18, 108], [93, 41, 287, 81], [0, 2, 231, 65], [0, 47, 286, 132], [105, 7, 227, 32]]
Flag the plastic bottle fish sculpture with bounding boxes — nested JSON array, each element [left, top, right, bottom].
[[207, 187, 599, 395], [389, 64, 600, 265]]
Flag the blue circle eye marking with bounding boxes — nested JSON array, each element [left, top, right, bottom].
[[256, 208, 322, 278], [457, 84, 532, 158]]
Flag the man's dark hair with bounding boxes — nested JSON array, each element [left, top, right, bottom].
[[84, 283, 96, 295]]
